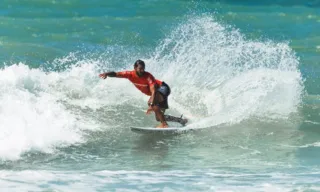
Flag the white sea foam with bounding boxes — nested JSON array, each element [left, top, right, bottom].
[[146, 16, 303, 128], [0, 63, 101, 160]]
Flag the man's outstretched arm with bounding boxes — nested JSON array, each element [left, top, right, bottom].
[[99, 72, 118, 79], [99, 71, 132, 79]]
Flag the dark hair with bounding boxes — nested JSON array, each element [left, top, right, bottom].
[[134, 59, 145, 68]]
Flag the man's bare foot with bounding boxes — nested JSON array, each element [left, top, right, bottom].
[[156, 123, 169, 128]]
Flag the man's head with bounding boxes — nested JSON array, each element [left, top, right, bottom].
[[134, 59, 145, 77]]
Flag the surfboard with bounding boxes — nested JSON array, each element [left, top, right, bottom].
[[130, 126, 195, 134]]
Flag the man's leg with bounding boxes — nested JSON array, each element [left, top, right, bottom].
[[152, 105, 168, 128], [152, 90, 188, 127], [164, 114, 188, 126], [156, 107, 188, 126], [152, 92, 168, 128]]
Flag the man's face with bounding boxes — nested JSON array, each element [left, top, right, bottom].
[[135, 64, 145, 76]]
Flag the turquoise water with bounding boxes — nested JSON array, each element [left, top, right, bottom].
[[0, 0, 320, 191]]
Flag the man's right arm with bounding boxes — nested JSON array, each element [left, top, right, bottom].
[[99, 71, 130, 79], [99, 72, 117, 79]]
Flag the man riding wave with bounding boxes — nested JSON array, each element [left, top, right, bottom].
[[99, 59, 188, 128]]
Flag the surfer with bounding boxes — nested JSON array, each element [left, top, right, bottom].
[[99, 59, 187, 128]]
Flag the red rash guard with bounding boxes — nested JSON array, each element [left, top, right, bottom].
[[117, 70, 162, 96]]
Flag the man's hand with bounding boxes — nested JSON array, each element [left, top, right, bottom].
[[146, 106, 153, 115], [99, 73, 107, 79]]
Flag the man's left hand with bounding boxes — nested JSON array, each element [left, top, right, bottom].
[[146, 106, 153, 115]]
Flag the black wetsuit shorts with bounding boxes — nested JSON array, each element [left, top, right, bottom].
[[156, 82, 170, 109]]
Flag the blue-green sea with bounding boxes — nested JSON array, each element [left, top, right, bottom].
[[0, 0, 320, 191]]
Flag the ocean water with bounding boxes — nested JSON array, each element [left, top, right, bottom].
[[0, 0, 320, 191]]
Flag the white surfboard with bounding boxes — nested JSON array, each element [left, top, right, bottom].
[[130, 126, 196, 134]]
